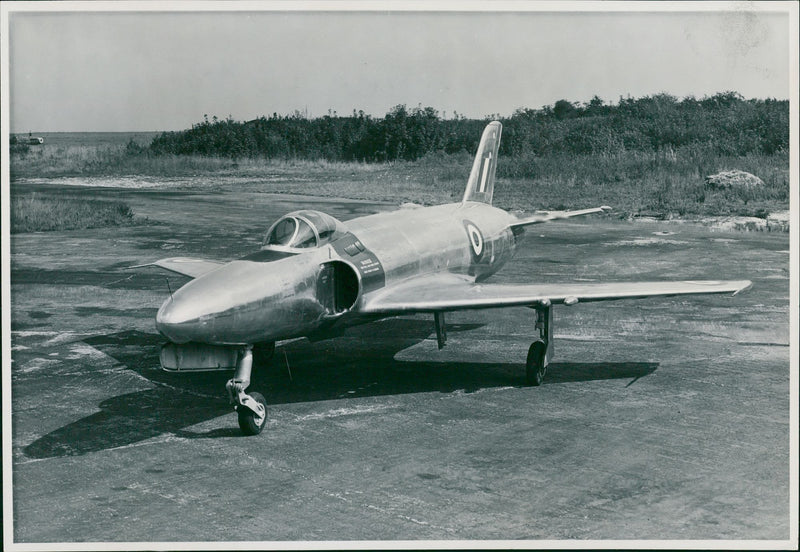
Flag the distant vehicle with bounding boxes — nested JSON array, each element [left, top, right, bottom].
[[20, 133, 44, 145], [133, 121, 751, 436]]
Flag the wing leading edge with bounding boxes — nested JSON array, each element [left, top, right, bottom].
[[360, 274, 752, 314], [509, 206, 612, 229], [128, 257, 224, 279]]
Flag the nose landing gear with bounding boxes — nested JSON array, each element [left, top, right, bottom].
[[226, 345, 268, 435]]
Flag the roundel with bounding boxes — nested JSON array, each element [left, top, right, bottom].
[[463, 220, 484, 261]]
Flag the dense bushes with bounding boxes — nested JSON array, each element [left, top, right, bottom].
[[148, 92, 788, 162]]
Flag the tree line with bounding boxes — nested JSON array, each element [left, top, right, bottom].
[[147, 92, 788, 161]]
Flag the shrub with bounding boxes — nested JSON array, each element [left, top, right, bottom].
[[145, 93, 788, 162]]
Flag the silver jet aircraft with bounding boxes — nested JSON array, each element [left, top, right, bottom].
[[136, 121, 751, 435]]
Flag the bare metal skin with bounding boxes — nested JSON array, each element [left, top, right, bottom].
[[136, 121, 751, 435], [155, 202, 518, 346]]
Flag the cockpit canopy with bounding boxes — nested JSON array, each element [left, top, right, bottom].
[[263, 210, 347, 250]]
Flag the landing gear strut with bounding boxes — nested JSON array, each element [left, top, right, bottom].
[[434, 312, 447, 349], [226, 345, 268, 435], [526, 302, 553, 386]]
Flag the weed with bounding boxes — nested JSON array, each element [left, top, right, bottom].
[[11, 193, 139, 233]]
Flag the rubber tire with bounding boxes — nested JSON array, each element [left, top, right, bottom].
[[253, 342, 276, 367], [526, 341, 547, 386], [237, 392, 268, 435]]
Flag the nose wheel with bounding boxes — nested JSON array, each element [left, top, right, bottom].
[[237, 391, 268, 435], [226, 345, 268, 435]]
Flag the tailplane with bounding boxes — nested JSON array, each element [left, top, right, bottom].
[[462, 121, 502, 205]]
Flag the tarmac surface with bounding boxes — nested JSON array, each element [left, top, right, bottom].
[[7, 179, 792, 543]]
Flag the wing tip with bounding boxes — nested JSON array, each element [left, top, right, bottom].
[[732, 280, 753, 296]]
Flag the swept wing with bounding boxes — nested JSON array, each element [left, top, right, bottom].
[[509, 206, 612, 229], [360, 273, 752, 314], [128, 257, 224, 279]]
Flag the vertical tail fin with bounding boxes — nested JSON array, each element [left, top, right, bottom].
[[462, 121, 502, 205]]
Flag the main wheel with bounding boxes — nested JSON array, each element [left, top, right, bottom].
[[526, 341, 547, 386], [237, 392, 268, 435], [253, 342, 276, 367]]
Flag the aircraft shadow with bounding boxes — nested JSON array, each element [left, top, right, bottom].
[[23, 319, 657, 459]]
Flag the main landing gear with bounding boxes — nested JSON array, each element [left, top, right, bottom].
[[526, 302, 553, 386], [432, 304, 554, 386], [226, 345, 268, 435]]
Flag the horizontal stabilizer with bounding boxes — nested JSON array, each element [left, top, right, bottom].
[[360, 274, 752, 314], [509, 206, 612, 229], [128, 257, 224, 279]]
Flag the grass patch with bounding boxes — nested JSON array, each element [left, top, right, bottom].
[[11, 193, 139, 233], [9, 143, 383, 180], [9, 144, 789, 218], [493, 149, 789, 217], [9, 144, 232, 179]]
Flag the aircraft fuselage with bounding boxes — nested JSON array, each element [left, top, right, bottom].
[[155, 201, 519, 346]]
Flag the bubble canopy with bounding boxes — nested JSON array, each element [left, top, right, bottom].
[[263, 210, 348, 250]]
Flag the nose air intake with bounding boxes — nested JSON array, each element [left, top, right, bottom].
[[317, 261, 360, 314]]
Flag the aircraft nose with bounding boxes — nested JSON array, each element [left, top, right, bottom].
[[156, 297, 201, 344], [154, 256, 321, 345]]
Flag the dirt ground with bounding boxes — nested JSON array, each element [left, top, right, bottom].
[[7, 179, 792, 544]]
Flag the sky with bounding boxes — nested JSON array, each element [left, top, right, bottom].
[[6, 4, 794, 132]]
